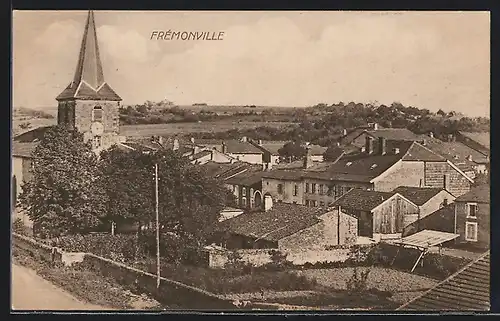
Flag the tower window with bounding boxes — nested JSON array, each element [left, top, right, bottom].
[[93, 135, 102, 148], [92, 106, 103, 122]]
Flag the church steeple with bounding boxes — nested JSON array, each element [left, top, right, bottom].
[[56, 10, 121, 101]]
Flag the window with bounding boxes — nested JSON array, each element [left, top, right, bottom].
[[467, 203, 477, 218], [312, 184, 317, 194], [312, 200, 317, 207], [465, 222, 478, 242], [293, 201, 297, 204], [242, 197, 247, 207], [92, 106, 103, 122], [334, 185, 341, 198], [93, 135, 102, 148], [305, 183, 310, 194], [319, 184, 324, 195], [305, 200, 310, 206], [277, 184, 284, 194], [293, 184, 298, 196]]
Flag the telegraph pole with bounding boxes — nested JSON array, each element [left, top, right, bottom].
[[154, 162, 161, 288]]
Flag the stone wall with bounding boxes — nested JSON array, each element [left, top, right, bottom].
[[12, 233, 237, 310], [425, 161, 471, 197]]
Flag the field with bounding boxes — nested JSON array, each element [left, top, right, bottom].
[[119, 121, 296, 137]]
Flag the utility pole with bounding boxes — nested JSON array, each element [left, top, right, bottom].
[[154, 162, 161, 289]]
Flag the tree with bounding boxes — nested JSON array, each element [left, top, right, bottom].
[[18, 125, 106, 238], [152, 149, 235, 248], [437, 109, 446, 117], [278, 141, 306, 163], [97, 146, 156, 232]]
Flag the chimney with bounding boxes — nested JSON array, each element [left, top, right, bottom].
[[429, 132, 434, 138], [241, 136, 248, 142], [222, 142, 227, 154], [258, 139, 263, 146], [467, 155, 473, 162], [303, 146, 313, 169], [393, 147, 400, 155], [378, 137, 386, 155], [190, 137, 195, 144], [342, 129, 347, 136], [264, 194, 273, 212], [373, 123, 379, 131], [173, 138, 179, 151], [365, 136, 374, 155]]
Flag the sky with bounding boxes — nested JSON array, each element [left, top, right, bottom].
[[12, 11, 490, 117]]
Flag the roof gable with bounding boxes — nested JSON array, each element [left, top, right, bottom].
[[402, 142, 446, 162], [391, 186, 446, 206], [332, 189, 395, 212], [455, 185, 490, 203]]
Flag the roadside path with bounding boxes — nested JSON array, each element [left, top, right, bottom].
[[11, 263, 113, 311]]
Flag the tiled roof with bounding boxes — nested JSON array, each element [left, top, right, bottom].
[[216, 203, 328, 242], [401, 143, 446, 162], [391, 186, 444, 206], [199, 161, 252, 180], [256, 141, 287, 155], [459, 131, 490, 150], [224, 140, 264, 154], [307, 144, 328, 156], [424, 137, 489, 165], [399, 253, 490, 311], [191, 150, 212, 160], [332, 189, 395, 212], [225, 166, 265, 187], [195, 139, 263, 154], [455, 184, 490, 203], [56, 11, 121, 101], [12, 142, 38, 158], [365, 128, 425, 141], [13, 126, 51, 143]]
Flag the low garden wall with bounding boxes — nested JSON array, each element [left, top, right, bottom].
[[205, 245, 372, 269], [12, 233, 237, 310]]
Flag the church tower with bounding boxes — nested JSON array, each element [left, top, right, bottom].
[[56, 10, 123, 151]]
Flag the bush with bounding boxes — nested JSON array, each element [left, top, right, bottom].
[[53, 234, 147, 263], [13, 218, 25, 234]]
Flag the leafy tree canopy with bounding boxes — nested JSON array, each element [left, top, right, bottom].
[[278, 141, 306, 163], [18, 125, 106, 237]]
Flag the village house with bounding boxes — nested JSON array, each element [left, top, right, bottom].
[[453, 184, 490, 250], [249, 139, 328, 164], [224, 165, 265, 210], [191, 137, 265, 165], [212, 195, 358, 250], [262, 136, 474, 207], [424, 133, 489, 176], [391, 186, 456, 219], [332, 189, 420, 242], [347, 124, 425, 150], [401, 203, 456, 238]]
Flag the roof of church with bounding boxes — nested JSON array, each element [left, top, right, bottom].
[[56, 11, 121, 102]]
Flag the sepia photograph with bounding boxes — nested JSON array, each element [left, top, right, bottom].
[[11, 10, 490, 312]]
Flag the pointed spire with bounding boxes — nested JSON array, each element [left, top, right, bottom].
[[56, 10, 121, 101], [73, 10, 105, 90]]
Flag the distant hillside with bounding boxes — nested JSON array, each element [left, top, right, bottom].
[[12, 107, 57, 136]]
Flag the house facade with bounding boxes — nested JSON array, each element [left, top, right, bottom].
[[391, 186, 456, 219], [454, 185, 490, 249], [333, 189, 420, 241]]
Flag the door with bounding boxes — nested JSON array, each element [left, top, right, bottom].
[[358, 211, 373, 238]]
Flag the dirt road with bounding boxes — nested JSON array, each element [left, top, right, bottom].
[[11, 263, 113, 311]]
